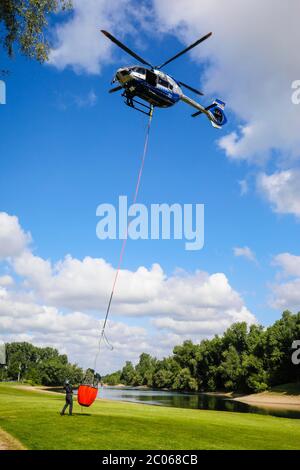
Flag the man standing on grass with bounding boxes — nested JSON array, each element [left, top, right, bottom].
[[60, 380, 73, 416]]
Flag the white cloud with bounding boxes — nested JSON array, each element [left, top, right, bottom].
[[271, 279, 300, 311], [257, 170, 300, 218], [273, 253, 300, 278], [12, 252, 165, 312], [0, 212, 256, 370], [270, 252, 300, 311], [12, 250, 254, 328], [49, 0, 136, 74], [55, 89, 98, 110], [0, 285, 149, 371], [152, 305, 255, 336], [153, 0, 300, 165], [234, 246, 257, 263], [0, 213, 31, 259], [75, 89, 97, 107]]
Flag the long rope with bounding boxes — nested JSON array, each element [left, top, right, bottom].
[[93, 107, 154, 371]]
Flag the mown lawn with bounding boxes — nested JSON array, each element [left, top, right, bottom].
[[0, 384, 299, 450]]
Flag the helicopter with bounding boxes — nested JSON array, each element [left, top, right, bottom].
[[101, 30, 227, 129]]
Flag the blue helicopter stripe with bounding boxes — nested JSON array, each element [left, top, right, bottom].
[[134, 79, 181, 104]]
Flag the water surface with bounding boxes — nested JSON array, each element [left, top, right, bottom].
[[99, 386, 300, 419]]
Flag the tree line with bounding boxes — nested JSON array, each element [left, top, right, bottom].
[[0, 342, 83, 386], [104, 311, 300, 393]]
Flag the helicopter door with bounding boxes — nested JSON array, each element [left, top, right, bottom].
[[146, 70, 157, 87]]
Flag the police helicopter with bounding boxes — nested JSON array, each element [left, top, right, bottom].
[[101, 30, 227, 129]]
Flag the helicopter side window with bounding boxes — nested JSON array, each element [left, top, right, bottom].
[[135, 67, 145, 75], [158, 77, 169, 89], [158, 78, 174, 90]]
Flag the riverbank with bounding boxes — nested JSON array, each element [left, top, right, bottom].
[[1, 383, 300, 450], [234, 383, 300, 410]]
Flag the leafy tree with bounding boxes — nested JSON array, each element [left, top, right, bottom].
[[196, 336, 224, 391], [135, 353, 156, 387], [65, 362, 83, 385], [103, 371, 122, 386], [173, 368, 198, 391], [4, 342, 83, 385], [153, 357, 181, 389], [242, 354, 268, 392], [246, 324, 265, 356], [6, 342, 38, 381], [120, 361, 136, 386], [218, 345, 244, 391], [264, 311, 300, 385], [222, 322, 248, 353], [0, 0, 72, 62], [153, 368, 173, 389], [173, 340, 199, 376]]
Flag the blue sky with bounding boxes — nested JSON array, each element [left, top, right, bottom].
[[1, 0, 300, 371]]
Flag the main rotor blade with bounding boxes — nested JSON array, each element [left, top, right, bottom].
[[109, 85, 123, 93], [157, 32, 212, 70], [101, 30, 153, 68], [178, 81, 204, 96]]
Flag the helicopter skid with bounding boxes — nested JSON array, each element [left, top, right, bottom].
[[123, 93, 153, 116]]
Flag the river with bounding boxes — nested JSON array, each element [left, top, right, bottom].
[[99, 386, 300, 419]]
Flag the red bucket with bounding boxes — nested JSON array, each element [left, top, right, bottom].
[[77, 385, 98, 407]]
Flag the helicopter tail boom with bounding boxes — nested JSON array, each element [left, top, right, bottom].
[[181, 95, 227, 129]]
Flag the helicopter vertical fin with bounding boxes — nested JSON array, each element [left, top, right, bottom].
[[209, 99, 227, 128], [181, 94, 227, 129]]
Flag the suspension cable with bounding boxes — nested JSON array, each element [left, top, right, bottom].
[[93, 106, 154, 371]]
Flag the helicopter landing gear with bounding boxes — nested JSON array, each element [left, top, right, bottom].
[[123, 91, 154, 116]]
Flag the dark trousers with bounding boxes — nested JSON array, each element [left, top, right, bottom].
[[61, 395, 73, 415]]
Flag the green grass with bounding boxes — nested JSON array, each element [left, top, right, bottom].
[[0, 384, 299, 450]]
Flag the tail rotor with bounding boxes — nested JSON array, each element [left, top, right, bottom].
[[192, 99, 227, 129]]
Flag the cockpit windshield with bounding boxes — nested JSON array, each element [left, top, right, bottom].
[[133, 67, 145, 75]]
